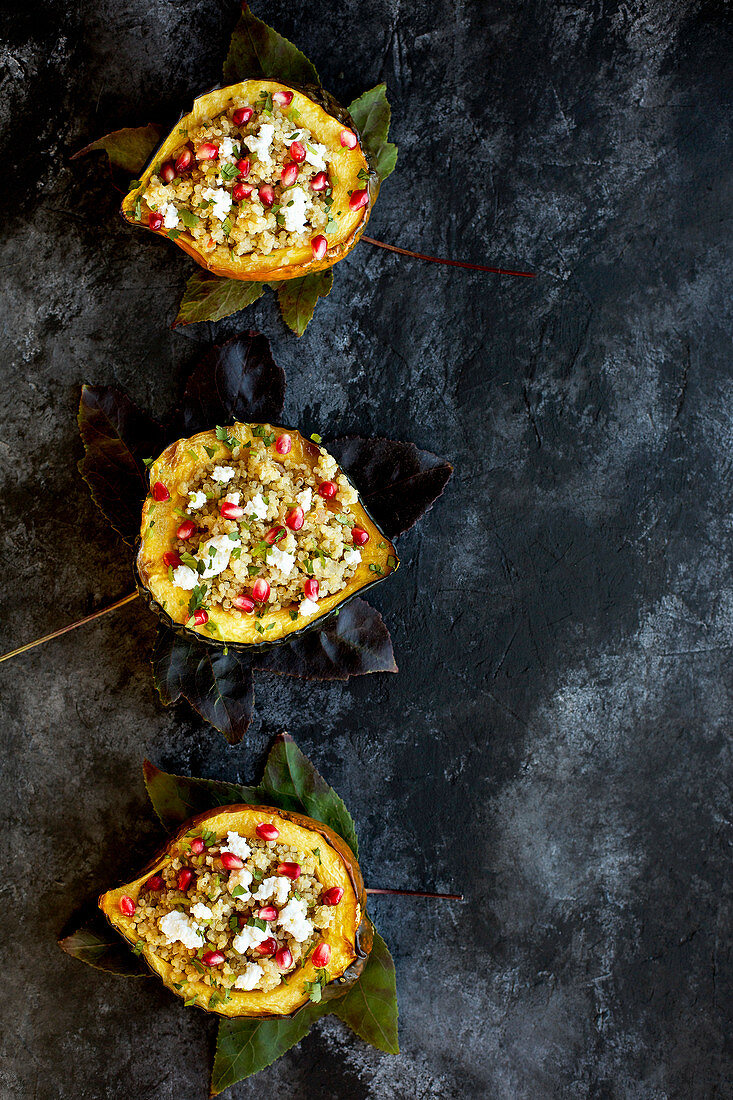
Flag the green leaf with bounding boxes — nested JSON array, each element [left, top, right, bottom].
[[211, 1004, 327, 1094], [72, 124, 163, 174], [274, 269, 333, 337], [58, 911, 148, 977], [174, 271, 265, 327], [142, 759, 265, 832], [261, 733, 359, 856], [223, 3, 320, 87], [347, 85, 398, 182], [332, 931, 399, 1053]]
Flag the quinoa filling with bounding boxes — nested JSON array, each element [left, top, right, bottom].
[[127, 828, 340, 1000], [140, 90, 347, 260]]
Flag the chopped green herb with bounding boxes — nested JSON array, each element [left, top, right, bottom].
[[142, 456, 154, 467], [248, 917, 267, 932], [310, 433, 322, 444], [184, 997, 198, 1007], [369, 563, 384, 574], [216, 425, 237, 447], [312, 847, 321, 864], [127, 178, 141, 191], [222, 216, 232, 237], [187, 449, 198, 461], [179, 208, 201, 229], [132, 941, 145, 956], [289, 609, 298, 621], [201, 828, 217, 846], [231, 885, 246, 898], [167, 228, 180, 240], [220, 163, 239, 181], [204, 444, 217, 459]]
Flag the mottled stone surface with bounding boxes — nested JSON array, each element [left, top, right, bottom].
[[0, 1, 731, 1097]]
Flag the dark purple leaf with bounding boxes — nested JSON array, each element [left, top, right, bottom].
[[329, 436, 453, 539], [251, 598, 396, 681], [180, 332, 286, 433], [77, 384, 164, 545], [151, 627, 255, 744]]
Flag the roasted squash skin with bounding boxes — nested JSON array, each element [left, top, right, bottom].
[[136, 423, 398, 648], [99, 804, 372, 1017], [121, 80, 378, 281]]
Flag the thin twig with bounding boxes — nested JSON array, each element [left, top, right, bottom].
[[366, 887, 464, 900], [362, 236, 535, 278], [0, 591, 140, 664]]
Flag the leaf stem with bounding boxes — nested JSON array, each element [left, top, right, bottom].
[[0, 591, 140, 665], [361, 236, 535, 278], [366, 887, 464, 900]]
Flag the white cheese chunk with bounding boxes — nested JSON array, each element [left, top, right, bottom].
[[159, 910, 203, 950], [228, 868, 253, 897], [172, 564, 198, 590], [297, 487, 313, 513], [224, 490, 242, 505], [276, 898, 313, 942], [201, 186, 233, 222], [243, 123, 275, 167], [281, 186, 309, 234], [219, 136, 235, 159], [267, 546, 296, 576], [254, 876, 291, 906], [232, 922, 271, 954], [243, 493, 268, 520], [187, 490, 207, 511], [222, 831, 252, 861], [299, 597, 320, 617], [162, 202, 179, 229], [211, 465, 236, 483], [342, 548, 362, 568], [234, 962, 264, 990], [304, 141, 328, 171], [198, 534, 240, 579], [190, 902, 213, 922]]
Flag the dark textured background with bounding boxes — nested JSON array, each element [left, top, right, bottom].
[[1, 1, 731, 1096]]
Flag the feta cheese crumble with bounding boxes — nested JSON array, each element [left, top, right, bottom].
[[228, 868, 253, 897], [254, 876, 291, 906], [190, 902, 213, 922], [159, 910, 204, 950], [267, 546, 296, 576], [198, 534, 240, 579], [276, 898, 313, 942], [243, 493, 268, 520], [162, 202, 179, 229], [304, 142, 328, 171], [282, 186, 309, 234], [224, 490, 242, 505], [187, 490, 207, 511], [342, 548, 362, 567], [211, 465, 236, 483], [232, 922, 272, 954], [299, 597, 320, 616], [172, 565, 198, 590], [222, 831, 252, 861], [234, 962, 264, 990], [243, 123, 275, 167]]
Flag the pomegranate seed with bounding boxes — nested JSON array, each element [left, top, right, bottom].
[[232, 106, 254, 126], [160, 161, 176, 184], [258, 184, 275, 207], [252, 578, 270, 603], [275, 946, 293, 971], [233, 594, 255, 613], [265, 525, 286, 546], [220, 501, 245, 519], [233, 182, 254, 202], [318, 481, 337, 499], [311, 235, 328, 261], [256, 936, 278, 956], [256, 823, 280, 842], [285, 506, 304, 531], [311, 942, 331, 967], [304, 578, 319, 601], [276, 862, 301, 880], [256, 905, 278, 921], [322, 886, 344, 906], [349, 188, 369, 211], [177, 519, 195, 540], [273, 90, 294, 107], [193, 609, 208, 626], [281, 162, 298, 187], [148, 211, 163, 231], [340, 129, 358, 149], [151, 481, 169, 502], [143, 874, 164, 891], [163, 551, 181, 568], [352, 527, 369, 546], [175, 147, 193, 174], [190, 837, 204, 855], [202, 950, 225, 967], [236, 157, 251, 176], [289, 140, 306, 163], [220, 851, 243, 870], [177, 869, 193, 891], [311, 171, 329, 192], [119, 895, 135, 916], [196, 142, 218, 160], [275, 433, 292, 455]]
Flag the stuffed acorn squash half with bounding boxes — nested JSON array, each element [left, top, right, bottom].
[[121, 80, 377, 281], [100, 805, 371, 1017], [137, 423, 398, 647]]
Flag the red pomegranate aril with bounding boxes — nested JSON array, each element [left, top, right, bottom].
[[256, 905, 278, 922], [252, 578, 270, 603], [220, 851, 244, 871], [233, 594, 255, 613], [232, 106, 254, 126], [311, 171, 329, 192], [119, 895, 135, 917], [256, 823, 280, 842], [285, 506, 304, 531], [177, 519, 196, 540], [233, 182, 254, 202], [256, 937, 278, 956], [349, 188, 369, 211], [352, 527, 369, 546], [196, 142, 218, 160], [264, 525, 285, 546], [175, 147, 193, 173], [258, 184, 275, 207], [276, 861, 301, 880], [303, 577, 319, 601], [311, 235, 327, 261], [340, 129, 358, 149], [275, 946, 293, 971], [143, 874, 164, 891], [177, 868, 193, 891], [193, 609, 208, 626], [163, 551, 182, 568], [190, 837, 205, 855], [318, 480, 337, 499], [160, 161, 176, 184], [220, 501, 245, 519], [281, 161, 299, 187], [202, 950, 225, 967], [289, 140, 306, 163], [275, 433, 292, 455], [148, 211, 163, 231], [236, 157, 251, 176], [311, 942, 331, 968], [273, 89, 294, 107], [321, 886, 344, 906], [151, 481, 169, 502]]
